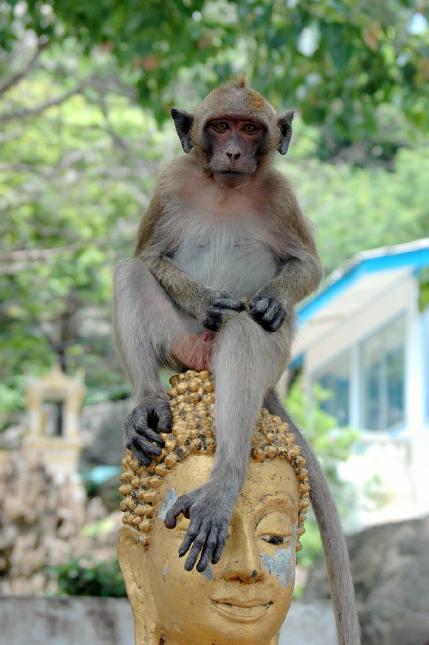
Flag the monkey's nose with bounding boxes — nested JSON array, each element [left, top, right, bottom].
[[226, 151, 241, 160]]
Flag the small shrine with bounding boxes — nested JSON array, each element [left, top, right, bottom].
[[23, 366, 85, 480]]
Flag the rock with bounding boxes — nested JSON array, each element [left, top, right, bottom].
[[281, 600, 337, 644], [0, 452, 118, 595], [80, 400, 131, 467], [0, 424, 25, 450], [0, 597, 335, 645], [0, 597, 133, 645], [303, 515, 429, 645]]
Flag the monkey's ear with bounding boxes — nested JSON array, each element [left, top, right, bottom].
[[277, 110, 295, 155], [171, 108, 194, 153]]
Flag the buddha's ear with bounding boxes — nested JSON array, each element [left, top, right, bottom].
[[117, 526, 160, 641]]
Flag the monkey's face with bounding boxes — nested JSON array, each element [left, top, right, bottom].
[[171, 83, 294, 179], [203, 117, 267, 188]]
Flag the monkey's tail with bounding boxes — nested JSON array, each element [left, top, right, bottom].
[[264, 389, 361, 645]]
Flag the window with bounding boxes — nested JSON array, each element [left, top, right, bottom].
[[314, 350, 351, 427], [360, 315, 405, 431]]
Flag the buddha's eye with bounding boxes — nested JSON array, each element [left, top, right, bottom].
[[212, 121, 229, 132], [259, 533, 290, 546], [241, 122, 258, 133], [256, 511, 294, 549]]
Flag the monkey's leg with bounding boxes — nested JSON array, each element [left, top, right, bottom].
[[165, 313, 291, 571], [114, 258, 210, 464], [264, 389, 361, 645]]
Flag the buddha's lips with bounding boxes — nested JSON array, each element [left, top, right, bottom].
[[210, 597, 273, 621]]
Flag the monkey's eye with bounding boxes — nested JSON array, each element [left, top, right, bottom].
[[241, 122, 258, 134], [212, 121, 229, 132]]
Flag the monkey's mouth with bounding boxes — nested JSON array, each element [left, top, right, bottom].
[[210, 598, 273, 622], [215, 170, 251, 176]]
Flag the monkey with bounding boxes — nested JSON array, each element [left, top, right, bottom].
[[114, 78, 360, 645]]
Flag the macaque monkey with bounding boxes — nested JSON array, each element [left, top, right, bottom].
[[114, 78, 360, 645]]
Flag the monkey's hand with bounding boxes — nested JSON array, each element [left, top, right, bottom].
[[124, 395, 172, 466], [164, 484, 232, 572], [248, 292, 288, 332], [203, 291, 245, 332]]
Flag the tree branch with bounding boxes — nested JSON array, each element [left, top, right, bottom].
[[0, 237, 115, 275], [0, 38, 48, 98], [0, 83, 85, 123], [0, 244, 80, 264]]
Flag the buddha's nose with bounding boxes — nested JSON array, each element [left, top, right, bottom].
[[221, 523, 263, 583]]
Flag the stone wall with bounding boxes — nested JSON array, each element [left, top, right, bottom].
[[0, 597, 337, 645]]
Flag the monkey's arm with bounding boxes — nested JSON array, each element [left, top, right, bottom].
[[144, 255, 244, 330], [249, 183, 323, 332], [267, 249, 322, 303], [249, 247, 322, 332]]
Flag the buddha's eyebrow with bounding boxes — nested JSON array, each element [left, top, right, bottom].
[[255, 493, 295, 507], [247, 495, 297, 521]]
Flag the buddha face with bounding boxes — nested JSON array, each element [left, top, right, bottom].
[[119, 454, 299, 645]]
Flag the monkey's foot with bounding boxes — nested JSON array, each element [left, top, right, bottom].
[[171, 331, 214, 371], [124, 396, 172, 466], [164, 485, 231, 572]]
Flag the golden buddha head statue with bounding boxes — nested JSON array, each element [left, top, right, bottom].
[[117, 370, 310, 645]]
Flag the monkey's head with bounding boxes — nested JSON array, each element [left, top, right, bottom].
[[171, 78, 294, 188]]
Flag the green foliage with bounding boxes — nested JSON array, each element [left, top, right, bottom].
[[0, 9, 428, 432], [286, 381, 359, 469], [418, 268, 429, 312], [2, 0, 428, 154], [286, 381, 359, 566], [0, 45, 165, 425], [54, 558, 126, 597], [287, 139, 429, 274]]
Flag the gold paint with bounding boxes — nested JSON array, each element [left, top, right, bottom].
[[164, 440, 176, 453], [118, 370, 310, 645], [176, 382, 187, 395], [188, 378, 200, 392]]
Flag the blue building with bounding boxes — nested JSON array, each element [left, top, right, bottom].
[[290, 238, 429, 525]]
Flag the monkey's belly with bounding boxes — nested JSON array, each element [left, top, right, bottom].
[[173, 240, 277, 299]]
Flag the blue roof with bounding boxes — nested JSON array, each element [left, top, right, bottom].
[[299, 239, 429, 324]]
